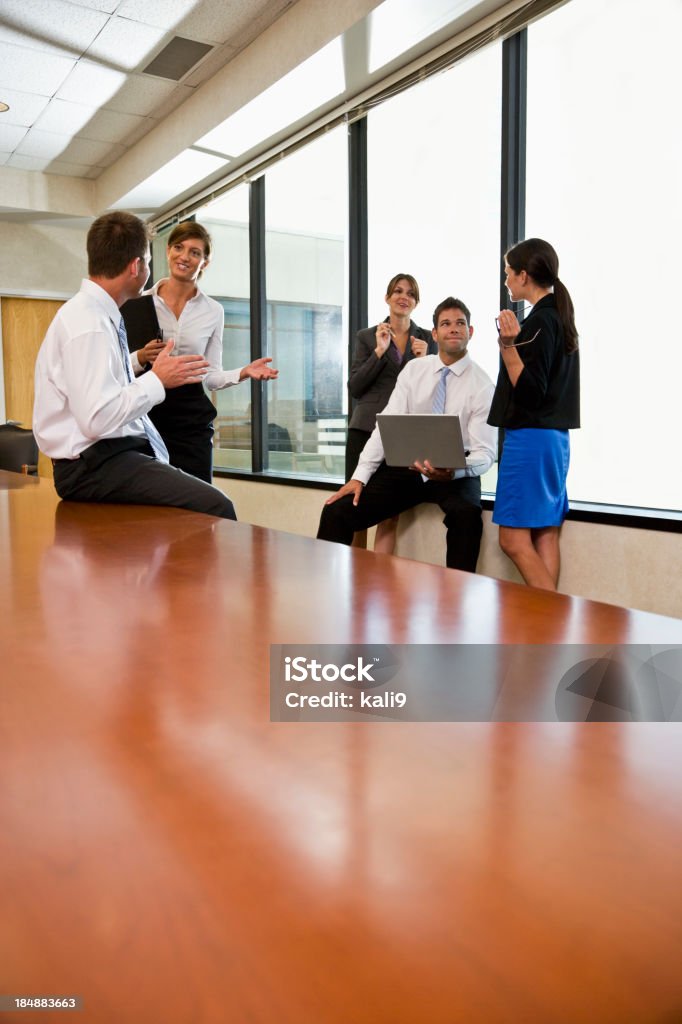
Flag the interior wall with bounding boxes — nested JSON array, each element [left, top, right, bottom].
[[0, 219, 86, 441], [0, 221, 87, 297], [214, 476, 682, 619]]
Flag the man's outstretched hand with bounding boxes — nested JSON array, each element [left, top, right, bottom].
[[151, 341, 209, 388]]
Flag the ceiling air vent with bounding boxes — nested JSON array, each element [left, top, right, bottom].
[[143, 36, 213, 81]]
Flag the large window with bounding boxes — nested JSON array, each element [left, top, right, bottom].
[[156, 0, 680, 522], [194, 185, 251, 471], [526, 0, 682, 511], [367, 42, 502, 493], [264, 128, 348, 478]]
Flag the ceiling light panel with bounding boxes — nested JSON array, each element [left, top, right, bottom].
[[115, 148, 227, 209], [197, 37, 345, 157], [369, 0, 475, 72], [0, 0, 108, 59], [0, 41, 75, 95]]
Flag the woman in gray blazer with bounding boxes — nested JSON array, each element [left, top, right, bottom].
[[346, 273, 435, 552]]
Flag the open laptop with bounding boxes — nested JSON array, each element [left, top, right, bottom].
[[376, 414, 467, 469]]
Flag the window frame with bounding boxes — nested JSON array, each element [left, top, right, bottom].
[[156, 22, 678, 533]]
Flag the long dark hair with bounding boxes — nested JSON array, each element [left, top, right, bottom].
[[506, 238, 579, 353]]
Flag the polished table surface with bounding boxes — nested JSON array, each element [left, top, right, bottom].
[[1, 471, 681, 1023]]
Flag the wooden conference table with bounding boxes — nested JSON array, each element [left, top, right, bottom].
[[1, 470, 681, 1023]]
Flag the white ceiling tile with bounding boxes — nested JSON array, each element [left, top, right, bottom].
[[100, 74, 176, 116], [120, 0, 291, 46], [44, 158, 94, 177], [0, 123, 29, 150], [222, 0, 294, 53], [60, 135, 125, 164], [116, 0, 210, 36], [0, 0, 108, 58], [75, 107, 146, 143], [182, 41, 236, 88], [7, 152, 52, 171], [0, 88, 51, 127], [0, 41, 76, 95], [93, 143, 128, 168], [15, 128, 71, 160], [34, 99, 97, 137], [0, 151, 11, 166], [119, 116, 158, 149], [145, 84, 195, 124], [55, 60, 126, 106], [66, 0, 120, 11], [85, 16, 168, 72]]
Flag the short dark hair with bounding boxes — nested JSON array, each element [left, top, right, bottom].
[[385, 273, 420, 305], [87, 211, 150, 278], [432, 297, 471, 328], [168, 221, 212, 261]]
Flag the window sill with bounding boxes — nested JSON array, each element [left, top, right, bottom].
[[214, 468, 682, 533]]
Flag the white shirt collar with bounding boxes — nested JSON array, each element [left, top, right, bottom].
[[80, 278, 122, 328], [147, 278, 203, 305], [437, 353, 471, 377]]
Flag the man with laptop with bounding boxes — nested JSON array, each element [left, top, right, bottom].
[[317, 297, 496, 572]]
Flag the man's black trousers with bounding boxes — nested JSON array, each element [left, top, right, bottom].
[[317, 464, 483, 572]]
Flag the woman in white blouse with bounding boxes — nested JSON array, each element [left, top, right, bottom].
[[127, 221, 277, 481]]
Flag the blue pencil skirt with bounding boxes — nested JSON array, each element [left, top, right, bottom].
[[493, 428, 570, 528]]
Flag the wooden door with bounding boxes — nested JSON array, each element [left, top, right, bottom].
[[1, 297, 63, 476]]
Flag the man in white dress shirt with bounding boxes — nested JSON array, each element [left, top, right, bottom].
[[317, 298, 497, 571], [33, 211, 236, 520]]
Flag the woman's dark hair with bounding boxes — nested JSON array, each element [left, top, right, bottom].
[[506, 238, 578, 353], [385, 273, 420, 305]]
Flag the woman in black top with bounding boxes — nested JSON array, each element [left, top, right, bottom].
[[488, 238, 580, 591], [346, 273, 435, 553]]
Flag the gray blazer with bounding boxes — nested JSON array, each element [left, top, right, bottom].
[[347, 319, 436, 432]]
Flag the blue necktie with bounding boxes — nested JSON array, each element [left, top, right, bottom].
[[116, 318, 169, 463], [432, 366, 449, 413]]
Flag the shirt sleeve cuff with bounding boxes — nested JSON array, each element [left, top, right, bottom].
[[138, 369, 166, 404], [352, 465, 373, 485]]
